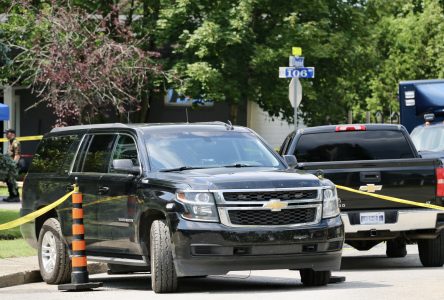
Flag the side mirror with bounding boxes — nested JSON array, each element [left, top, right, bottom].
[[112, 159, 140, 175], [283, 155, 298, 168]]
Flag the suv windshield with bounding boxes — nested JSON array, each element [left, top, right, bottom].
[[411, 126, 444, 152], [145, 131, 283, 171]]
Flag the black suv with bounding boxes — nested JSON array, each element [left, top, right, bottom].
[[20, 123, 344, 293]]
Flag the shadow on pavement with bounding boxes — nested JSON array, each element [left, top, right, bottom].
[[341, 254, 423, 271], [91, 272, 390, 294]]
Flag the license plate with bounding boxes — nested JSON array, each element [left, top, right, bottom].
[[360, 212, 385, 225]]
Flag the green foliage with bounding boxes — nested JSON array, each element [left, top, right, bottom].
[[366, 0, 444, 120], [156, 0, 377, 125], [0, 154, 18, 183]]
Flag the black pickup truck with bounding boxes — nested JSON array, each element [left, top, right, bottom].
[[280, 124, 444, 267], [20, 123, 344, 293]]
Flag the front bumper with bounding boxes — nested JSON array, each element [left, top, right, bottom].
[[169, 214, 344, 276], [342, 209, 444, 237]]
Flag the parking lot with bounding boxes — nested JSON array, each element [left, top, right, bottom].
[[1, 244, 442, 300]]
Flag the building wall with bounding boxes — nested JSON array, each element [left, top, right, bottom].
[[247, 101, 303, 150]]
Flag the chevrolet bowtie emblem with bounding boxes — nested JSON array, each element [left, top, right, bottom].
[[263, 199, 288, 212], [359, 184, 382, 193]]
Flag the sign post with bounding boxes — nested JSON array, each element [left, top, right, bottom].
[[278, 47, 315, 131]]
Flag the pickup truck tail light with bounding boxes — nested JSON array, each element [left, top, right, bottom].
[[335, 125, 366, 132], [436, 168, 444, 197]]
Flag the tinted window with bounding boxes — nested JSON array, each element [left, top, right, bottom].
[[110, 135, 139, 173], [279, 132, 294, 155], [411, 126, 444, 151], [82, 135, 116, 173], [145, 131, 284, 171], [30, 135, 80, 174], [295, 131, 415, 162]]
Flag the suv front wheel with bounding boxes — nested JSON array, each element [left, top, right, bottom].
[[150, 219, 178, 293], [37, 218, 71, 284], [299, 269, 331, 286]]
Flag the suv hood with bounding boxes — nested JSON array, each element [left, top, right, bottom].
[[150, 168, 321, 190]]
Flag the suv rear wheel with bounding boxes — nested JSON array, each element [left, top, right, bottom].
[[150, 219, 178, 293], [37, 218, 71, 284], [418, 231, 444, 267], [386, 238, 407, 258], [299, 269, 331, 286]]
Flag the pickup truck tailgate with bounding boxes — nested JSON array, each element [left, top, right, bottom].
[[298, 158, 439, 210]]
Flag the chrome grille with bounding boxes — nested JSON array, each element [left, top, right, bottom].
[[228, 207, 317, 226], [223, 190, 318, 202], [214, 188, 323, 228]]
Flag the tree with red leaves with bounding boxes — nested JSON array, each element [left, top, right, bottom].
[[1, 0, 162, 126]]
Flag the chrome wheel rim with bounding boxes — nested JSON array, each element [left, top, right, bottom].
[[41, 231, 57, 273]]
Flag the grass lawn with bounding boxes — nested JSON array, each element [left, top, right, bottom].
[[0, 209, 22, 239], [0, 186, 23, 197], [0, 208, 36, 258], [0, 239, 36, 258]]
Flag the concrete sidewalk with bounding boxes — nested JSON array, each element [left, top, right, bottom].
[[0, 256, 107, 288]]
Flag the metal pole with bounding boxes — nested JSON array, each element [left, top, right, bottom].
[[293, 79, 298, 132]]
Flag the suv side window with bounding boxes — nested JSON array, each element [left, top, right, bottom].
[[81, 134, 116, 173], [29, 135, 80, 174], [110, 134, 140, 173], [279, 132, 294, 155]]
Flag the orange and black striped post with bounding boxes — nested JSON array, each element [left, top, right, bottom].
[[59, 183, 102, 291]]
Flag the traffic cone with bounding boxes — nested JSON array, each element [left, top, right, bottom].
[[59, 184, 102, 291]]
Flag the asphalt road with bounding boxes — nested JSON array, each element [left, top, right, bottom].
[[2, 244, 443, 300]]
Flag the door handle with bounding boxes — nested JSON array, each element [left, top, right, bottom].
[[360, 171, 381, 183], [98, 186, 110, 195]]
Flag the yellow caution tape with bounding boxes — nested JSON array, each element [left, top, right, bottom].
[[336, 184, 444, 211], [0, 191, 73, 231], [0, 135, 43, 143]]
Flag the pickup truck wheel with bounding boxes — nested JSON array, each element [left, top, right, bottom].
[[418, 231, 444, 267], [386, 239, 407, 258], [37, 218, 71, 284], [299, 269, 331, 286], [150, 219, 178, 293]]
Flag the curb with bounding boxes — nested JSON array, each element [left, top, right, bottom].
[[0, 262, 108, 289]]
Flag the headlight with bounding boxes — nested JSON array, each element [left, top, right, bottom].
[[176, 192, 219, 222], [322, 187, 340, 218]]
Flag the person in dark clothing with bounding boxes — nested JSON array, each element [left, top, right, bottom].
[[3, 129, 20, 202]]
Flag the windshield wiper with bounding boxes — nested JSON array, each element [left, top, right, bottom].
[[159, 166, 211, 172], [223, 163, 259, 168]]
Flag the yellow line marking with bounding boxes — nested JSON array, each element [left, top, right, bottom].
[[0, 135, 43, 143], [0, 191, 74, 230]]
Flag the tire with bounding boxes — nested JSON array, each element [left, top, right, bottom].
[[37, 218, 71, 284], [299, 269, 331, 287], [418, 231, 444, 267], [386, 239, 407, 258], [150, 219, 178, 293]]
